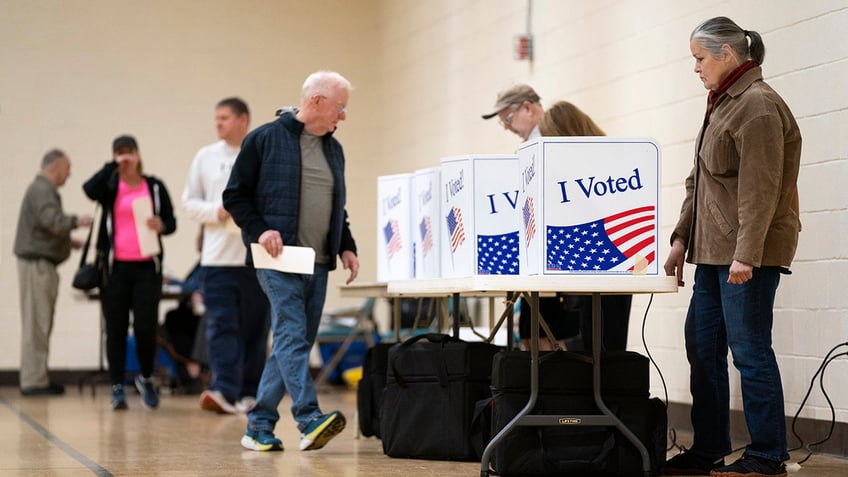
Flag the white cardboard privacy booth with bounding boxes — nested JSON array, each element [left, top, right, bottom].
[[412, 167, 441, 279], [518, 137, 661, 275], [377, 173, 413, 281], [440, 155, 520, 278]]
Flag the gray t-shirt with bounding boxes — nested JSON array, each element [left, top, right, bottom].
[[297, 132, 334, 264]]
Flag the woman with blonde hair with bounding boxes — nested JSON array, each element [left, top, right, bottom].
[[536, 100, 633, 353], [539, 100, 605, 136]]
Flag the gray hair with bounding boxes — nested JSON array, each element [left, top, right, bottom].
[[41, 149, 67, 169], [301, 70, 353, 100], [691, 16, 765, 65]]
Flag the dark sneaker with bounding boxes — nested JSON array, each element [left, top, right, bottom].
[[111, 384, 128, 411], [711, 455, 787, 477], [241, 429, 284, 451], [299, 410, 346, 450], [665, 451, 725, 475], [134, 375, 159, 409], [199, 390, 236, 414], [21, 383, 65, 396]]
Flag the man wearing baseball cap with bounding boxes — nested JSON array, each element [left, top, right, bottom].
[[483, 84, 581, 352], [481, 84, 544, 141]]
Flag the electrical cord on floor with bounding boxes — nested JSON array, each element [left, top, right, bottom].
[[638, 294, 680, 452], [640, 294, 745, 456], [787, 341, 848, 465]]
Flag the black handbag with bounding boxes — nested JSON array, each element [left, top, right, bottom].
[[72, 206, 102, 291]]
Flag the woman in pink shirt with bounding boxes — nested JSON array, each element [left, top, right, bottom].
[[83, 135, 177, 411]]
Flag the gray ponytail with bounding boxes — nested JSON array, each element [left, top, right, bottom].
[[691, 16, 765, 65]]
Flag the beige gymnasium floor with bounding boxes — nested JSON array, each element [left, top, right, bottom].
[[1, 384, 846, 476]]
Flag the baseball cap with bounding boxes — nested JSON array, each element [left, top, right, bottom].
[[481, 84, 541, 120], [112, 135, 138, 152]]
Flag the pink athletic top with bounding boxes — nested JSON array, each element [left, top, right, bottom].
[[113, 179, 153, 261]]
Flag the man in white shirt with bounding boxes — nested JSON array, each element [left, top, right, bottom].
[[481, 83, 543, 141], [182, 97, 270, 414]]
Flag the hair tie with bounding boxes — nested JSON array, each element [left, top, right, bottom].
[[742, 29, 749, 37]]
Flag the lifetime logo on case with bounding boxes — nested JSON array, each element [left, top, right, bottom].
[[559, 417, 583, 425]]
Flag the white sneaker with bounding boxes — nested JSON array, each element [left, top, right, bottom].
[[235, 396, 256, 414], [199, 390, 236, 414]]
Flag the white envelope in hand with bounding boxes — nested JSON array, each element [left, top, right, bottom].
[[250, 243, 315, 275], [132, 197, 161, 256]]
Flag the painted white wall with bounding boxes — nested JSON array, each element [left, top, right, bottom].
[[367, 0, 848, 425], [1, 0, 845, 425]]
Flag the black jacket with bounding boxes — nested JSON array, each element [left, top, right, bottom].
[[82, 161, 176, 276]]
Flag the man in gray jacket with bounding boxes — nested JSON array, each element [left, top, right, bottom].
[[14, 149, 92, 395]]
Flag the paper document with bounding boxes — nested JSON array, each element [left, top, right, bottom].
[[132, 197, 161, 256], [250, 243, 315, 275]]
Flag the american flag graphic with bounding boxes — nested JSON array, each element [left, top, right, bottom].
[[477, 232, 520, 275], [445, 207, 466, 253], [522, 196, 536, 247], [546, 205, 656, 272], [419, 216, 433, 258], [383, 219, 402, 259]]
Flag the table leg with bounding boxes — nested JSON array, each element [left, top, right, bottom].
[[590, 293, 652, 476]]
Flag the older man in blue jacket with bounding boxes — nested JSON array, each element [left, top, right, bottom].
[[224, 70, 359, 452]]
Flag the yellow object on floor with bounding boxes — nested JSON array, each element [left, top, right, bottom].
[[342, 366, 363, 389]]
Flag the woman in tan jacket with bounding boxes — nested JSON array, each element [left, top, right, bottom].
[[663, 16, 801, 477]]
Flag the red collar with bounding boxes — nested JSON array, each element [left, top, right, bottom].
[[708, 60, 757, 105]]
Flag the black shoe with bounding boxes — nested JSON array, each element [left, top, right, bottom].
[[711, 455, 787, 477], [665, 451, 725, 475], [20, 383, 65, 396]]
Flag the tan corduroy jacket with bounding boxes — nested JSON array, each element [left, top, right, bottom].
[[671, 66, 802, 268]]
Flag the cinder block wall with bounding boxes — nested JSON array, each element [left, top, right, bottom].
[[1, 0, 845, 429], [366, 0, 848, 425]]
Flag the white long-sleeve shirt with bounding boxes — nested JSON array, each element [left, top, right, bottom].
[[182, 140, 246, 266]]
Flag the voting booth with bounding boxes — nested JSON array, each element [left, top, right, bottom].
[[412, 167, 441, 279], [377, 173, 413, 281], [517, 137, 661, 276], [439, 155, 520, 278]]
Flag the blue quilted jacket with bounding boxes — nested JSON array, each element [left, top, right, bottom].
[[223, 112, 357, 270]]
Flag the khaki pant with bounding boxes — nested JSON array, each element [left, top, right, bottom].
[[17, 257, 59, 389]]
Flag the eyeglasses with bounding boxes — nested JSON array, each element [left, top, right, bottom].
[[498, 104, 520, 127], [319, 95, 347, 115]]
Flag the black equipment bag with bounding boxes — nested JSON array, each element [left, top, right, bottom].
[[380, 333, 501, 461], [357, 342, 393, 438], [490, 350, 667, 476]]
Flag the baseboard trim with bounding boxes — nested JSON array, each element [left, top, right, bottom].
[[667, 401, 847, 458], [1, 370, 845, 458]]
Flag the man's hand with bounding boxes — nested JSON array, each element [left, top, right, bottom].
[[664, 238, 687, 287], [341, 250, 359, 285], [258, 230, 283, 258], [216, 206, 230, 222], [728, 260, 753, 284], [76, 214, 94, 227]]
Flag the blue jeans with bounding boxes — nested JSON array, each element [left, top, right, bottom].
[[203, 267, 270, 403], [248, 265, 329, 434], [685, 264, 788, 462]]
